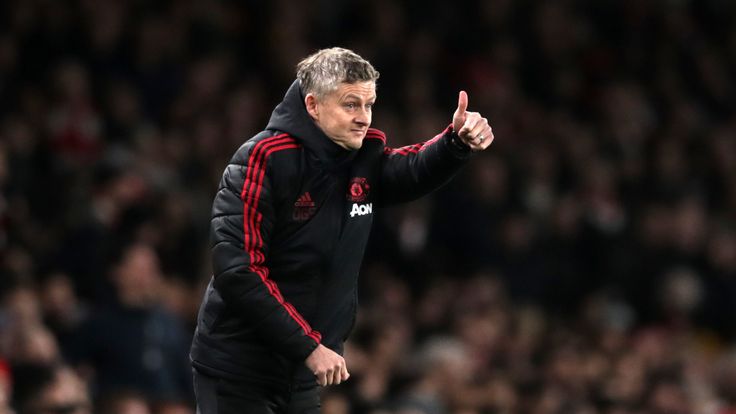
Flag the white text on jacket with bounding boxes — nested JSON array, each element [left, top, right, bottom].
[[350, 203, 373, 217]]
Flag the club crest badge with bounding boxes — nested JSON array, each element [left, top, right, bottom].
[[347, 177, 370, 202]]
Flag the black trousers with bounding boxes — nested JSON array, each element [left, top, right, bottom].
[[193, 369, 321, 414]]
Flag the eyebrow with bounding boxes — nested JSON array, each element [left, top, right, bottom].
[[343, 94, 376, 102]]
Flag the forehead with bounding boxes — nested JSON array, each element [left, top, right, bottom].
[[333, 81, 376, 100]]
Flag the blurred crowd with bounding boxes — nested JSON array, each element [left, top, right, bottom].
[[1, 0, 736, 413]]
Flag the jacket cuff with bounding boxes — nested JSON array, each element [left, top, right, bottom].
[[287, 331, 321, 361], [443, 124, 472, 159]]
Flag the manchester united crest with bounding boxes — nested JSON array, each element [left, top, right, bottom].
[[347, 177, 370, 202]]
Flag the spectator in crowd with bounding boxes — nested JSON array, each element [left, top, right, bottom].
[[68, 242, 192, 406], [38, 272, 88, 360]]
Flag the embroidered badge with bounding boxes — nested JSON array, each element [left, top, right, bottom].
[[347, 177, 370, 203]]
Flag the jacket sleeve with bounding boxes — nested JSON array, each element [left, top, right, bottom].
[[210, 139, 320, 362], [376, 125, 472, 206]]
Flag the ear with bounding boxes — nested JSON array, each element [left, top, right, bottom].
[[305, 93, 319, 121]]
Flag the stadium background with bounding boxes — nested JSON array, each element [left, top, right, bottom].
[[1, 0, 736, 413]]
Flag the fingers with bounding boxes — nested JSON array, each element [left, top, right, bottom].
[[468, 127, 494, 150], [316, 370, 327, 387], [312, 360, 348, 386], [466, 123, 492, 147], [467, 117, 488, 141], [332, 364, 342, 385], [476, 129, 494, 150], [459, 112, 481, 137], [341, 363, 350, 382], [458, 112, 494, 151], [332, 359, 348, 385], [319, 359, 347, 386], [458, 112, 485, 136], [306, 344, 351, 387]]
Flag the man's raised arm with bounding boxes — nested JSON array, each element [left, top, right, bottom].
[[377, 91, 494, 205]]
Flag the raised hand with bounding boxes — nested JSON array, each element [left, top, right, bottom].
[[452, 91, 494, 151]]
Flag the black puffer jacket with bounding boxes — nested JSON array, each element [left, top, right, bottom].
[[190, 80, 472, 385]]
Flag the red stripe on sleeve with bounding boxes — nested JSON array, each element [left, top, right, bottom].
[[385, 131, 445, 156], [241, 134, 288, 199], [242, 134, 289, 252], [249, 142, 299, 262]]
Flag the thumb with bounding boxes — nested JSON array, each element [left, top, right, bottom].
[[457, 90, 468, 115], [453, 90, 468, 133]]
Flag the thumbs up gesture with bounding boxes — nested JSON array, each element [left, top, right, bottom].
[[452, 91, 493, 151]]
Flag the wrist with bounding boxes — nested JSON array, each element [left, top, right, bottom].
[[446, 124, 472, 155], [450, 133, 470, 151]]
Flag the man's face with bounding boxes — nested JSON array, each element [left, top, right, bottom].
[[306, 81, 376, 151]]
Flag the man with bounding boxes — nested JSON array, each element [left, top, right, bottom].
[[70, 243, 192, 404], [190, 47, 493, 413]]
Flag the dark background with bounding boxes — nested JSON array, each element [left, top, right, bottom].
[[1, 0, 736, 413]]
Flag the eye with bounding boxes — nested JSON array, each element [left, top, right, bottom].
[[345, 102, 356, 110], [366, 103, 374, 110]]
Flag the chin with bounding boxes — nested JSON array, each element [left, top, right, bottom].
[[347, 141, 363, 151], [352, 136, 366, 149]]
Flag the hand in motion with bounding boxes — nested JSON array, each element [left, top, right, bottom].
[[452, 91, 494, 151], [305, 344, 350, 386]]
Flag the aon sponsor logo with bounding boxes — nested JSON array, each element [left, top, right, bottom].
[[350, 203, 373, 217]]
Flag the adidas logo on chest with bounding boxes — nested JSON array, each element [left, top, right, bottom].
[[293, 192, 316, 221]]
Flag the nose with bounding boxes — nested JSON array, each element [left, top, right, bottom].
[[354, 107, 370, 126]]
